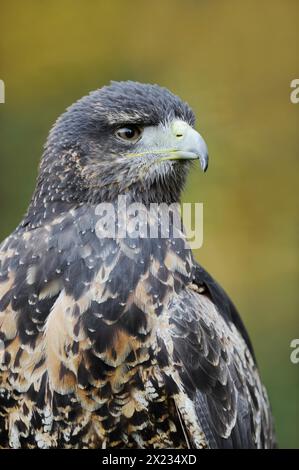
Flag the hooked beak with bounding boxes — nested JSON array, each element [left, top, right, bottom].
[[160, 125, 209, 172]]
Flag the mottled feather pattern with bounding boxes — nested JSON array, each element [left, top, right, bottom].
[[0, 205, 193, 448], [0, 81, 276, 448], [169, 288, 275, 448], [0, 204, 274, 448]]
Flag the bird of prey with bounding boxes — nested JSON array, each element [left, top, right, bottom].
[[0, 81, 275, 449]]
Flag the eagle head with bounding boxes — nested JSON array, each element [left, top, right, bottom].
[[31, 81, 208, 215]]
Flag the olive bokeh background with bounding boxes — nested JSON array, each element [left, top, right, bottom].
[[0, 0, 298, 448]]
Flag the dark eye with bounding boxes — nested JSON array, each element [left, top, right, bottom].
[[115, 125, 142, 142]]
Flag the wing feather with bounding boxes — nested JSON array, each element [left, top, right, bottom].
[[168, 264, 276, 448]]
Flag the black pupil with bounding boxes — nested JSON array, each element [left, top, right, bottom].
[[125, 128, 135, 138]]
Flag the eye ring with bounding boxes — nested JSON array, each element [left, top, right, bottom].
[[115, 125, 142, 143]]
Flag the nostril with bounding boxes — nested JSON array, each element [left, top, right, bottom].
[[172, 120, 188, 138]]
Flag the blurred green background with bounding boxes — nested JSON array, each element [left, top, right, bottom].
[[0, 0, 298, 448]]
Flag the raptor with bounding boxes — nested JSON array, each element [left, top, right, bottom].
[[0, 81, 275, 448]]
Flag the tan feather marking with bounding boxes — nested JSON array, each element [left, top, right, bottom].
[[123, 386, 150, 419], [111, 330, 132, 361], [94, 330, 135, 367], [3, 337, 45, 393], [122, 398, 136, 418], [188, 282, 205, 294], [89, 416, 106, 443], [74, 294, 92, 316], [149, 258, 163, 278], [89, 279, 111, 304], [0, 307, 17, 341], [164, 250, 189, 277], [0, 275, 17, 343], [44, 291, 90, 393], [109, 364, 132, 392], [128, 273, 157, 318], [1, 336, 20, 364], [58, 363, 77, 392], [76, 388, 103, 412], [39, 278, 63, 299]]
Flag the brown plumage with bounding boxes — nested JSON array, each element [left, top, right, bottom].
[[0, 81, 276, 448]]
